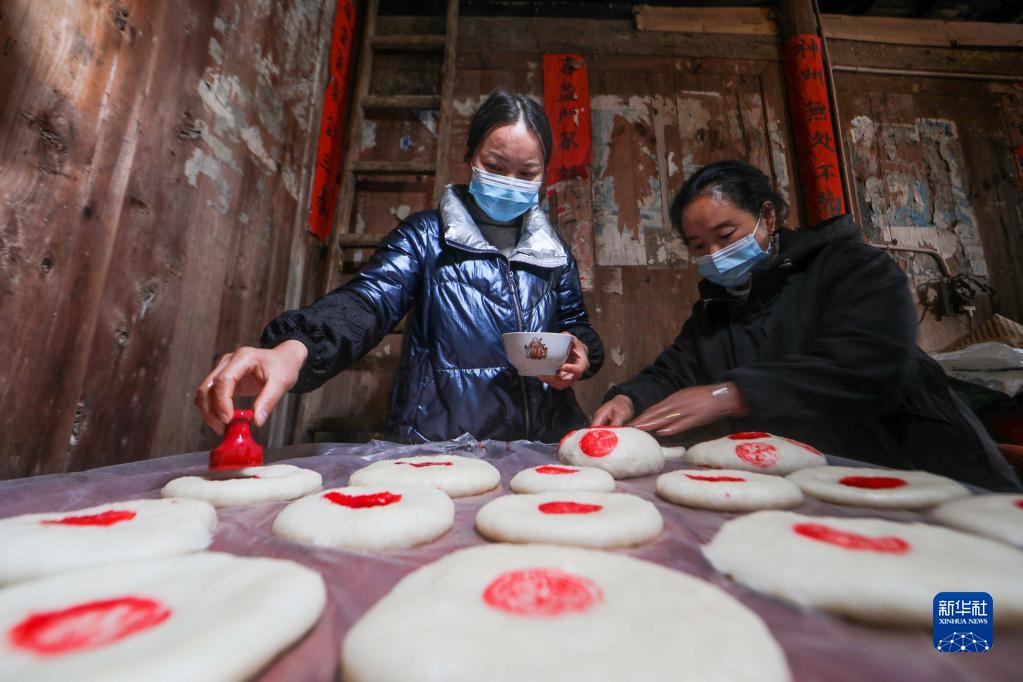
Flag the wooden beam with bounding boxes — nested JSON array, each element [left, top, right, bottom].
[[338, 233, 388, 248], [827, 39, 1023, 77], [778, 0, 816, 37], [351, 160, 436, 174], [633, 5, 778, 36], [822, 14, 1023, 48], [363, 94, 441, 111], [370, 34, 445, 51], [459, 18, 783, 61]]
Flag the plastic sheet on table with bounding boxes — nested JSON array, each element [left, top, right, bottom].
[[0, 435, 1019, 681], [931, 342, 1023, 397]]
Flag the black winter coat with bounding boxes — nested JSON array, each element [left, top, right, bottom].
[[606, 216, 1020, 491]]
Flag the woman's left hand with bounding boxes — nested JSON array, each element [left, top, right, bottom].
[[628, 382, 745, 436], [539, 334, 589, 390]]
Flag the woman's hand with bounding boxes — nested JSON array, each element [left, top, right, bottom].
[[539, 334, 589, 390], [194, 340, 308, 434], [591, 394, 635, 427], [627, 382, 744, 436]]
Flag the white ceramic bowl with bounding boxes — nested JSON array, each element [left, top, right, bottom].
[[501, 332, 572, 377]]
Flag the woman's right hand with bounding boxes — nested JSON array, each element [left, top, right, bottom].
[[194, 340, 308, 434], [590, 394, 635, 427]]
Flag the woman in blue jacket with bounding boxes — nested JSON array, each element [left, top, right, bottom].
[[195, 89, 604, 443]]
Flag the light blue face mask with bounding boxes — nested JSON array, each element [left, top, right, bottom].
[[693, 215, 770, 288], [468, 166, 541, 222]]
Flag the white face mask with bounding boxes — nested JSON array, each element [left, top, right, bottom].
[[692, 216, 771, 288], [468, 166, 542, 222]]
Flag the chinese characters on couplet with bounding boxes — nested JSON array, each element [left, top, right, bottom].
[[783, 34, 847, 225], [543, 54, 593, 184]]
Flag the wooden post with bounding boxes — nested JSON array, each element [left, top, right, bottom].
[[778, 0, 847, 227]]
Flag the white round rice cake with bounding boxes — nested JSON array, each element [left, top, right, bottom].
[[787, 466, 969, 509], [0, 499, 216, 587], [347, 454, 500, 498], [272, 485, 455, 551], [931, 493, 1023, 546], [0, 551, 325, 682], [509, 464, 615, 494], [341, 543, 790, 682], [161, 464, 322, 508], [684, 432, 827, 475], [656, 469, 803, 512], [703, 510, 1023, 626], [475, 492, 662, 549], [557, 427, 664, 479], [661, 445, 687, 460]]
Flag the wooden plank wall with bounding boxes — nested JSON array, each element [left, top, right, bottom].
[[0, 0, 334, 479]]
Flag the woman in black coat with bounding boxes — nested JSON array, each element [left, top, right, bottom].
[[592, 160, 1020, 491]]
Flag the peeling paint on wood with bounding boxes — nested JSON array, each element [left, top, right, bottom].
[[592, 94, 665, 266], [847, 114, 990, 281]]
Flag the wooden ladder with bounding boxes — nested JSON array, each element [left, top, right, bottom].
[[293, 0, 459, 443]]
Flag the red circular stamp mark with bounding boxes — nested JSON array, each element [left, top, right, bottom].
[[395, 461, 453, 468], [535, 465, 579, 475], [793, 522, 910, 554], [838, 476, 907, 490], [323, 491, 402, 508], [684, 474, 747, 483], [579, 430, 618, 458], [41, 510, 137, 527], [779, 436, 823, 456], [9, 596, 171, 656], [537, 501, 603, 514], [735, 443, 779, 468], [1015, 499, 1023, 510], [483, 568, 604, 617], [728, 432, 771, 440]]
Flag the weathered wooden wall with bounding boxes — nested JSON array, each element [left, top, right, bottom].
[[303, 16, 1023, 440], [830, 40, 1023, 351], [301, 17, 799, 433], [0, 0, 334, 479]]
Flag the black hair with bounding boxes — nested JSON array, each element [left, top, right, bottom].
[[464, 88, 553, 166], [669, 160, 789, 243]]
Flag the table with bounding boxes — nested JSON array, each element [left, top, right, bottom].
[[1, 435, 1019, 681]]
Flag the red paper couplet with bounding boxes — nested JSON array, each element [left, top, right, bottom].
[[543, 54, 592, 183], [783, 35, 846, 226], [308, 0, 358, 242]]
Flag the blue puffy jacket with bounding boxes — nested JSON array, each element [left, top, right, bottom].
[[263, 186, 604, 443]]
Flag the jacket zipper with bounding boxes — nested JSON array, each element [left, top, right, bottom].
[[500, 258, 531, 439]]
